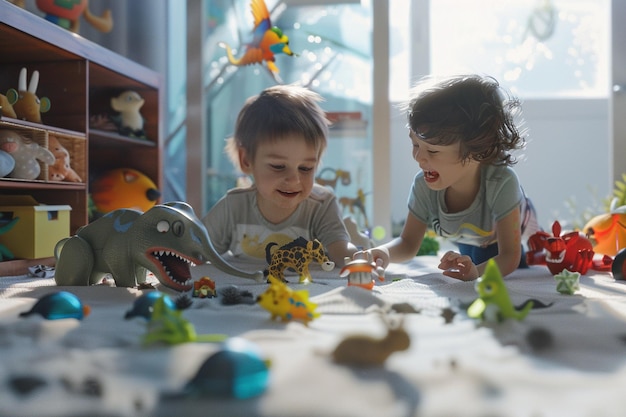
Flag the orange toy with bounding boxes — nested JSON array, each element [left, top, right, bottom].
[[91, 168, 160, 214]]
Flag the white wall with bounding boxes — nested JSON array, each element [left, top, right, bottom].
[[389, 99, 612, 233]]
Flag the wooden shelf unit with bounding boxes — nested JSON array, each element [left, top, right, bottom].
[[0, 2, 163, 276]]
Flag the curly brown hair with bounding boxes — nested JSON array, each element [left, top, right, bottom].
[[404, 74, 526, 166]]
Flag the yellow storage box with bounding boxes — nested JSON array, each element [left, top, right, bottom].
[[0, 196, 72, 259]]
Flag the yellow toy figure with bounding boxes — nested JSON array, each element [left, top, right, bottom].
[[257, 276, 319, 325], [219, 0, 297, 79], [90, 168, 161, 214], [35, 0, 113, 33]]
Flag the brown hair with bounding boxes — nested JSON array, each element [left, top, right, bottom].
[[404, 74, 526, 166], [225, 84, 329, 170]]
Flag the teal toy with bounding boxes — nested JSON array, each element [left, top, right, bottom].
[[184, 337, 270, 399], [19, 291, 90, 320], [124, 291, 176, 320], [467, 259, 534, 322]]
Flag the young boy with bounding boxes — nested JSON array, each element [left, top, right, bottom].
[[363, 74, 537, 281], [203, 84, 357, 267]]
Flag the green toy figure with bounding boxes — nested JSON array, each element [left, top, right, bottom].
[[467, 259, 534, 322]]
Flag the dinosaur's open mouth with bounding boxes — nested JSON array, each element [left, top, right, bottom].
[[148, 248, 197, 292]]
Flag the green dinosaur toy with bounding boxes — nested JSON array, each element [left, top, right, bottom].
[[54, 202, 264, 291], [467, 259, 534, 322], [143, 295, 226, 345]]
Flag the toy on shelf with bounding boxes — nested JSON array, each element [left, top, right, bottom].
[[47, 135, 82, 182], [184, 337, 270, 399], [0, 129, 55, 180], [124, 291, 177, 320], [0, 93, 17, 118], [257, 275, 319, 324], [526, 220, 612, 275], [19, 291, 90, 320], [54, 201, 265, 291], [193, 276, 217, 298], [339, 189, 369, 229], [0, 216, 19, 261], [467, 259, 534, 322], [35, 0, 113, 33], [340, 252, 385, 290], [332, 313, 410, 367], [143, 294, 226, 346], [110, 91, 146, 139], [219, 0, 297, 80], [90, 168, 161, 214], [315, 167, 351, 190], [264, 237, 334, 283], [554, 269, 581, 295], [0, 149, 15, 177], [6, 68, 51, 124]]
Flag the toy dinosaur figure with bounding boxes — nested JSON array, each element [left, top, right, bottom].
[[219, 0, 297, 78], [526, 220, 611, 275], [257, 275, 319, 325], [54, 202, 265, 291], [264, 238, 334, 283], [467, 259, 534, 322], [143, 295, 226, 346]]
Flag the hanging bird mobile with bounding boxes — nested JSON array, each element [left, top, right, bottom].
[[219, 0, 297, 80]]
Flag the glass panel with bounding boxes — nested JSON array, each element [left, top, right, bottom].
[[204, 0, 374, 230], [429, 0, 610, 98]]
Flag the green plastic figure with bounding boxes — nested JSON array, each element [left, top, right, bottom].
[[467, 259, 533, 322]]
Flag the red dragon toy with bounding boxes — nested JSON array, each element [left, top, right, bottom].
[[526, 220, 612, 275]]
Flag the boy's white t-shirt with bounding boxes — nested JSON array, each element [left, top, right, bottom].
[[408, 164, 525, 248], [203, 183, 350, 260]]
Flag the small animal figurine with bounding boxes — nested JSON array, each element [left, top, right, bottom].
[[54, 201, 265, 291], [35, 0, 113, 33], [257, 275, 319, 324], [6, 68, 51, 123], [47, 135, 82, 182], [143, 294, 226, 346], [340, 252, 385, 290], [467, 259, 534, 322], [19, 291, 90, 320], [527, 220, 611, 275], [90, 168, 160, 214], [264, 238, 335, 283], [0, 129, 55, 180], [192, 276, 217, 298], [331, 313, 410, 367], [219, 0, 297, 79], [184, 337, 270, 399], [110, 91, 146, 138]]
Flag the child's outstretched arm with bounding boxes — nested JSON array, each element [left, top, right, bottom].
[[326, 240, 359, 267], [362, 214, 427, 268], [439, 209, 522, 280]]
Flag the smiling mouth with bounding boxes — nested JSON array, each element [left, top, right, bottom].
[[278, 190, 300, 197], [424, 170, 439, 182]]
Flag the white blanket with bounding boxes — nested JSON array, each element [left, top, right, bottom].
[[1, 255, 625, 417]]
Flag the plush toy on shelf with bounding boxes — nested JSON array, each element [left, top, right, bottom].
[[5, 68, 51, 124], [34, 0, 113, 33], [0, 129, 55, 180], [110, 90, 146, 139], [47, 135, 82, 182], [90, 168, 161, 214], [0, 150, 15, 178]]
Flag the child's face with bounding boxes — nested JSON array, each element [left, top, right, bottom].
[[409, 130, 479, 191], [241, 136, 319, 223]]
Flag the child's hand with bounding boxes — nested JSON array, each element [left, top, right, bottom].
[[438, 251, 479, 281], [354, 248, 389, 269]]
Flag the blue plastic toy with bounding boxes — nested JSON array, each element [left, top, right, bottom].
[[19, 291, 90, 320], [124, 291, 177, 320]]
